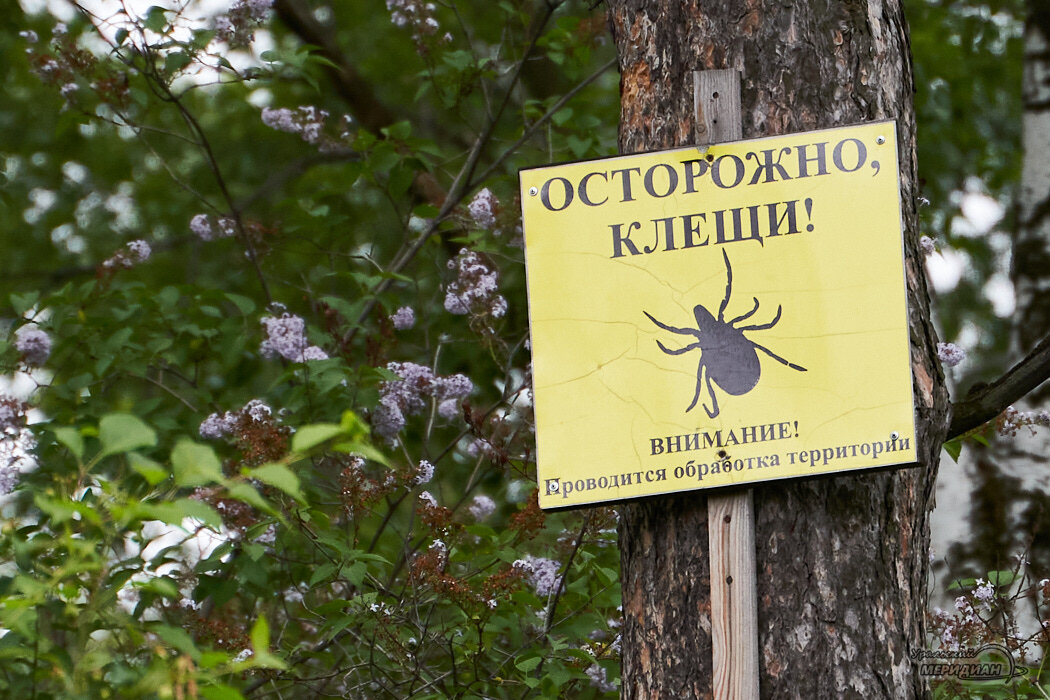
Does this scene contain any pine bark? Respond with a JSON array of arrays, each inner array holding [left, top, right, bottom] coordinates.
[[607, 1, 950, 697]]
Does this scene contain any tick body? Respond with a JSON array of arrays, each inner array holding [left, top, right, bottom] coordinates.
[[644, 250, 806, 418]]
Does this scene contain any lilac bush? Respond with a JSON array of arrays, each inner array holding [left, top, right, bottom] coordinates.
[[0, 5, 624, 698]]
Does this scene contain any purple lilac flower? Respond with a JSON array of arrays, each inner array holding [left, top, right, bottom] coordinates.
[[414, 459, 435, 485], [259, 313, 327, 362], [0, 395, 35, 495], [127, 240, 151, 262], [200, 399, 274, 440], [919, 235, 936, 256], [190, 214, 214, 240], [465, 437, 493, 459], [437, 399, 460, 420], [444, 248, 507, 320], [14, 326, 51, 367], [386, 0, 445, 47], [973, 579, 995, 610], [418, 491, 438, 508], [199, 413, 235, 440], [373, 362, 473, 441], [389, 306, 416, 330], [214, 0, 272, 48], [102, 240, 152, 270], [433, 373, 472, 400], [513, 555, 562, 597], [372, 395, 407, 443], [301, 345, 330, 361], [997, 406, 1050, 437], [261, 106, 329, 145], [19, 30, 38, 43], [382, 362, 435, 415], [190, 214, 238, 241], [468, 494, 495, 520], [468, 188, 499, 230], [936, 342, 966, 368], [585, 664, 616, 693], [429, 538, 447, 565]]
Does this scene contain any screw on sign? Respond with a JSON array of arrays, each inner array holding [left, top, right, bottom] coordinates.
[[643, 249, 807, 418]]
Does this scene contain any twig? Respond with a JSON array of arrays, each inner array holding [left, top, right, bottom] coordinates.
[[469, 56, 618, 190], [947, 333, 1050, 439]]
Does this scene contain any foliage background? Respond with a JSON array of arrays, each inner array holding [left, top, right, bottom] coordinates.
[[0, 0, 1046, 697]]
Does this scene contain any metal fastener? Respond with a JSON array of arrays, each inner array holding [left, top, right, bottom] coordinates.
[[529, 186, 538, 196], [876, 136, 886, 145]]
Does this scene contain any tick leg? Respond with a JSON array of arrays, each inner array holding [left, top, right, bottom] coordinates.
[[729, 297, 760, 325], [738, 304, 782, 331], [656, 340, 703, 356], [753, 342, 807, 372], [685, 362, 706, 413], [717, 249, 733, 322], [704, 368, 720, 418], [644, 310, 702, 339]]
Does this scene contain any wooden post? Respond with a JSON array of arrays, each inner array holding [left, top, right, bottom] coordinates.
[[694, 69, 760, 700]]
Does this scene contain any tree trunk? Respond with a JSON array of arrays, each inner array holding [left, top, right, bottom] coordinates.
[[608, 2, 950, 697]]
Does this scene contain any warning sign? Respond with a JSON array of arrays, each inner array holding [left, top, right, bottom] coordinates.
[[520, 121, 917, 509]]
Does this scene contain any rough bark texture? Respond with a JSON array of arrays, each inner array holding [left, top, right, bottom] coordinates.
[[609, 2, 950, 697]]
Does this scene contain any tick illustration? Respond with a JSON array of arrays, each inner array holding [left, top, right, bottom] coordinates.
[[643, 250, 806, 418]]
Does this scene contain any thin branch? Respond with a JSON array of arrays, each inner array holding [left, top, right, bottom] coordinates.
[[341, 3, 561, 346], [469, 56, 617, 190], [273, 0, 397, 134], [235, 150, 362, 212], [947, 333, 1050, 439]]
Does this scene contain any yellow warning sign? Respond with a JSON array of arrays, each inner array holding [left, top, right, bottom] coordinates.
[[520, 121, 916, 509]]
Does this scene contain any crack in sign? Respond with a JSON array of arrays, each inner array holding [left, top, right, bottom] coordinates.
[[644, 249, 807, 418]]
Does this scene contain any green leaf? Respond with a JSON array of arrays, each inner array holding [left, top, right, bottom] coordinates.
[[249, 463, 304, 503], [129, 452, 169, 486], [34, 494, 101, 526], [201, 686, 246, 700], [516, 656, 541, 672], [384, 120, 412, 140], [250, 614, 269, 651], [153, 624, 200, 659], [144, 6, 168, 32], [291, 423, 344, 452], [226, 482, 276, 515], [171, 440, 224, 487], [344, 561, 367, 587], [138, 576, 180, 598], [551, 107, 574, 126], [174, 498, 223, 530], [249, 615, 287, 669], [51, 426, 84, 461], [99, 413, 157, 458], [164, 52, 191, 73], [986, 569, 1015, 586], [309, 562, 338, 587], [224, 293, 256, 315], [10, 292, 40, 316], [943, 438, 962, 462]]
